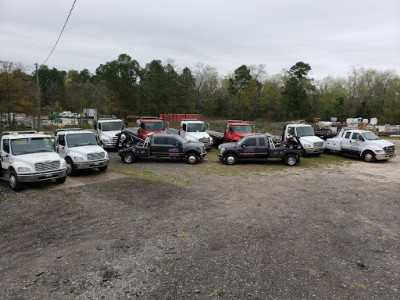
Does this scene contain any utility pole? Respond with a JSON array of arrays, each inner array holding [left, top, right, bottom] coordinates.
[[35, 63, 41, 131]]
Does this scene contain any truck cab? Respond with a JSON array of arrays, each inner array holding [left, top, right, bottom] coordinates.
[[282, 124, 324, 155], [179, 119, 213, 150], [224, 121, 254, 142], [137, 118, 166, 140], [324, 129, 396, 162], [95, 118, 124, 149], [55, 129, 109, 175], [0, 131, 67, 190]]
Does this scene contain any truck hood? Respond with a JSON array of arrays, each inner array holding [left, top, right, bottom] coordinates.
[[219, 142, 237, 148], [299, 136, 323, 144], [367, 139, 395, 148], [184, 132, 210, 141], [102, 131, 120, 139], [68, 145, 106, 155], [15, 152, 62, 165]]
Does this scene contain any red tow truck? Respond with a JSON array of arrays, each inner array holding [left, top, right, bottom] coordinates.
[[207, 120, 254, 144], [137, 117, 166, 140]]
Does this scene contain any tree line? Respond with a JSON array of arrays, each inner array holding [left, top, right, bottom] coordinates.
[[1, 54, 399, 125]]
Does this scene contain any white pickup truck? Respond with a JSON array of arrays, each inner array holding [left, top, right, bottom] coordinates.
[[0, 131, 67, 190], [282, 124, 324, 155], [179, 119, 213, 150], [324, 129, 396, 162], [55, 129, 109, 175]]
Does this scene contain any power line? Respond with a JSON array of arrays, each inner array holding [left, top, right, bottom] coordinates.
[[42, 0, 77, 66]]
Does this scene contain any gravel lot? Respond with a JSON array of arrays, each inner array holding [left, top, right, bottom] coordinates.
[[1, 140, 399, 299]]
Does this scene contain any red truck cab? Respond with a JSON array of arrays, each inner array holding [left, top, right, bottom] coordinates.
[[138, 119, 166, 140], [224, 121, 254, 142]]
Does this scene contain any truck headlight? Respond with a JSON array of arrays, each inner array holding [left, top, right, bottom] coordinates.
[[303, 143, 311, 148], [102, 138, 110, 143], [61, 160, 67, 168], [105, 152, 109, 158], [17, 167, 31, 173], [219, 147, 225, 153], [74, 156, 85, 161]]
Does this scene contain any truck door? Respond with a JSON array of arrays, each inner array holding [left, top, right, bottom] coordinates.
[[349, 132, 364, 155], [341, 131, 353, 153], [256, 137, 268, 158], [166, 136, 183, 157], [1, 138, 11, 172], [56, 134, 67, 158], [240, 137, 257, 158], [225, 124, 233, 141]]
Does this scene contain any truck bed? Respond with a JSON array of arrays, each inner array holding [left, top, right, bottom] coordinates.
[[324, 138, 342, 151]]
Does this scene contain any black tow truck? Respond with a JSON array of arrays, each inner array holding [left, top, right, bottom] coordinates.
[[218, 134, 303, 166], [118, 133, 206, 164]]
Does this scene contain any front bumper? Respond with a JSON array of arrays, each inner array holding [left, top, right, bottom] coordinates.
[[74, 159, 109, 170], [200, 150, 207, 159], [305, 147, 324, 154], [376, 153, 396, 161], [17, 169, 67, 183]]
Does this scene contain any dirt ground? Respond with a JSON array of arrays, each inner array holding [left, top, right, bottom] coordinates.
[[0, 141, 399, 299]]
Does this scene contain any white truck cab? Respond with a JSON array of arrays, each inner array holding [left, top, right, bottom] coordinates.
[[179, 119, 213, 150], [324, 129, 396, 162], [55, 129, 109, 175], [0, 131, 67, 190], [95, 118, 124, 149], [282, 124, 324, 155]]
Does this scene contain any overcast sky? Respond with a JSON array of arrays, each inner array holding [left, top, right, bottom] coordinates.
[[1, 0, 399, 79]]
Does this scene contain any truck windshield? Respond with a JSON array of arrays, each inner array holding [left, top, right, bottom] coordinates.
[[362, 132, 380, 140], [187, 123, 205, 132], [102, 121, 123, 131], [234, 125, 252, 133], [11, 137, 54, 156], [146, 122, 165, 131], [66, 133, 98, 148], [296, 126, 315, 137]]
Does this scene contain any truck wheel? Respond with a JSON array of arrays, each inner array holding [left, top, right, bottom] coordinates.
[[186, 154, 199, 164], [99, 166, 108, 172], [9, 170, 22, 191], [225, 154, 237, 165], [284, 154, 298, 166], [363, 151, 376, 162], [56, 177, 66, 184], [123, 153, 135, 164], [66, 158, 77, 176]]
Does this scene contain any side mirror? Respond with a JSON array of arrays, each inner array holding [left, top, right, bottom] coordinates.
[[94, 124, 97, 130]]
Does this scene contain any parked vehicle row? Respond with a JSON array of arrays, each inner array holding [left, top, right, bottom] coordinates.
[[0, 122, 396, 191]]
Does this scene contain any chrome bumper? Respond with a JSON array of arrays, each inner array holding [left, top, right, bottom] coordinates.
[[376, 153, 396, 160], [18, 169, 67, 182], [74, 159, 109, 170]]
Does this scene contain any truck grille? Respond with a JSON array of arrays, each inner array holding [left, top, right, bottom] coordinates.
[[385, 146, 395, 155], [313, 142, 324, 149], [87, 152, 105, 160], [199, 137, 211, 145], [110, 136, 118, 145], [35, 161, 60, 172]]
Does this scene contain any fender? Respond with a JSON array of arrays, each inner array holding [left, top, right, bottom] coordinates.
[[223, 149, 240, 160]]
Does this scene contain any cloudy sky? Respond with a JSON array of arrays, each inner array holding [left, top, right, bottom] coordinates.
[[1, 0, 399, 79]]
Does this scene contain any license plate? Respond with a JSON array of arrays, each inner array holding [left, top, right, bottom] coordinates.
[[45, 174, 53, 178]]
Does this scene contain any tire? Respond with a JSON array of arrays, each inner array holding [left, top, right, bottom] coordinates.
[[9, 170, 22, 191], [56, 177, 66, 184], [66, 158, 77, 176], [123, 153, 135, 164], [186, 154, 199, 165], [225, 154, 237, 165], [284, 154, 298, 166], [99, 166, 108, 172], [363, 150, 376, 162]]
